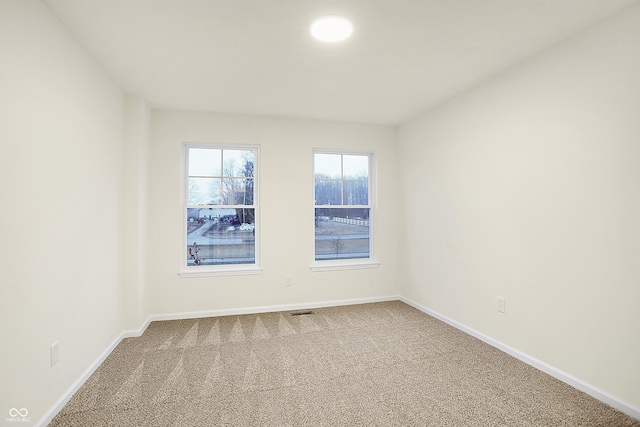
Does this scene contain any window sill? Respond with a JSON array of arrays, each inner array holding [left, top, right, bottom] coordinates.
[[179, 266, 263, 278], [310, 259, 380, 272]]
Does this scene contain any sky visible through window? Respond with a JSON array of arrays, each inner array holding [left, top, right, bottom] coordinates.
[[314, 153, 368, 181], [188, 148, 254, 206]]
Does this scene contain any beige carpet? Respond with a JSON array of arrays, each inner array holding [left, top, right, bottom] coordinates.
[[50, 301, 639, 426]]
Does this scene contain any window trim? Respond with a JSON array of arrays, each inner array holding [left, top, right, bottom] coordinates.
[[310, 259, 381, 272], [179, 142, 261, 278], [311, 149, 378, 271]]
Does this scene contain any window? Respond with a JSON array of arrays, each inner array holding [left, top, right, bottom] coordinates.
[[182, 144, 259, 276], [314, 151, 374, 265]]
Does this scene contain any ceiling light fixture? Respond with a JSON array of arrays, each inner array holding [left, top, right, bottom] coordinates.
[[310, 16, 353, 42]]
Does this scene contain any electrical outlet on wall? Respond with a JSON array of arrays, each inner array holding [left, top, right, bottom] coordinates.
[[50, 342, 59, 367], [497, 297, 506, 313]]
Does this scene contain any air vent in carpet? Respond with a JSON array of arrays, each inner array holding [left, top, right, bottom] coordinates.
[[290, 311, 314, 316]]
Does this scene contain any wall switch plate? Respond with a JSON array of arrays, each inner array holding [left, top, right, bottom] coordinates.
[[497, 297, 506, 313], [51, 342, 59, 367]]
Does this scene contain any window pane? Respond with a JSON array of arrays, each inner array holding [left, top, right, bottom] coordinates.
[[314, 153, 341, 179], [314, 208, 369, 260], [222, 178, 254, 205], [187, 208, 255, 266], [315, 180, 342, 205], [223, 149, 254, 177], [343, 155, 368, 180], [189, 148, 221, 177], [188, 177, 221, 205], [344, 180, 368, 205]]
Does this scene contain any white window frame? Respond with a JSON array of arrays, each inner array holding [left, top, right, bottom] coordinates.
[[179, 143, 261, 278], [311, 149, 380, 272]]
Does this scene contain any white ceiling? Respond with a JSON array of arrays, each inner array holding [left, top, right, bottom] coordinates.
[[44, 0, 636, 126]]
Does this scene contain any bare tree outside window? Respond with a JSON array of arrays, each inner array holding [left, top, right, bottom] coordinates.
[[331, 237, 345, 258]]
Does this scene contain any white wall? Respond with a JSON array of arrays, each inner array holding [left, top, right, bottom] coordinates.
[[0, 0, 124, 423], [122, 95, 151, 331], [147, 111, 398, 316], [398, 4, 640, 410]]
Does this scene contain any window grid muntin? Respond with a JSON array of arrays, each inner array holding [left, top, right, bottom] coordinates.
[[184, 144, 259, 270], [313, 151, 372, 262], [314, 154, 369, 207]]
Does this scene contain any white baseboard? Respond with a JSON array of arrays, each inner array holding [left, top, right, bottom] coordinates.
[[36, 294, 399, 426], [399, 296, 640, 421], [36, 333, 123, 427], [121, 318, 152, 339], [147, 295, 400, 323]]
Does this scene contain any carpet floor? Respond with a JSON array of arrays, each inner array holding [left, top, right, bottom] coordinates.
[[50, 301, 639, 426]]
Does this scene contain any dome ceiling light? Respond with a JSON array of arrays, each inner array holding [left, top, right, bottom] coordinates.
[[310, 16, 353, 42]]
